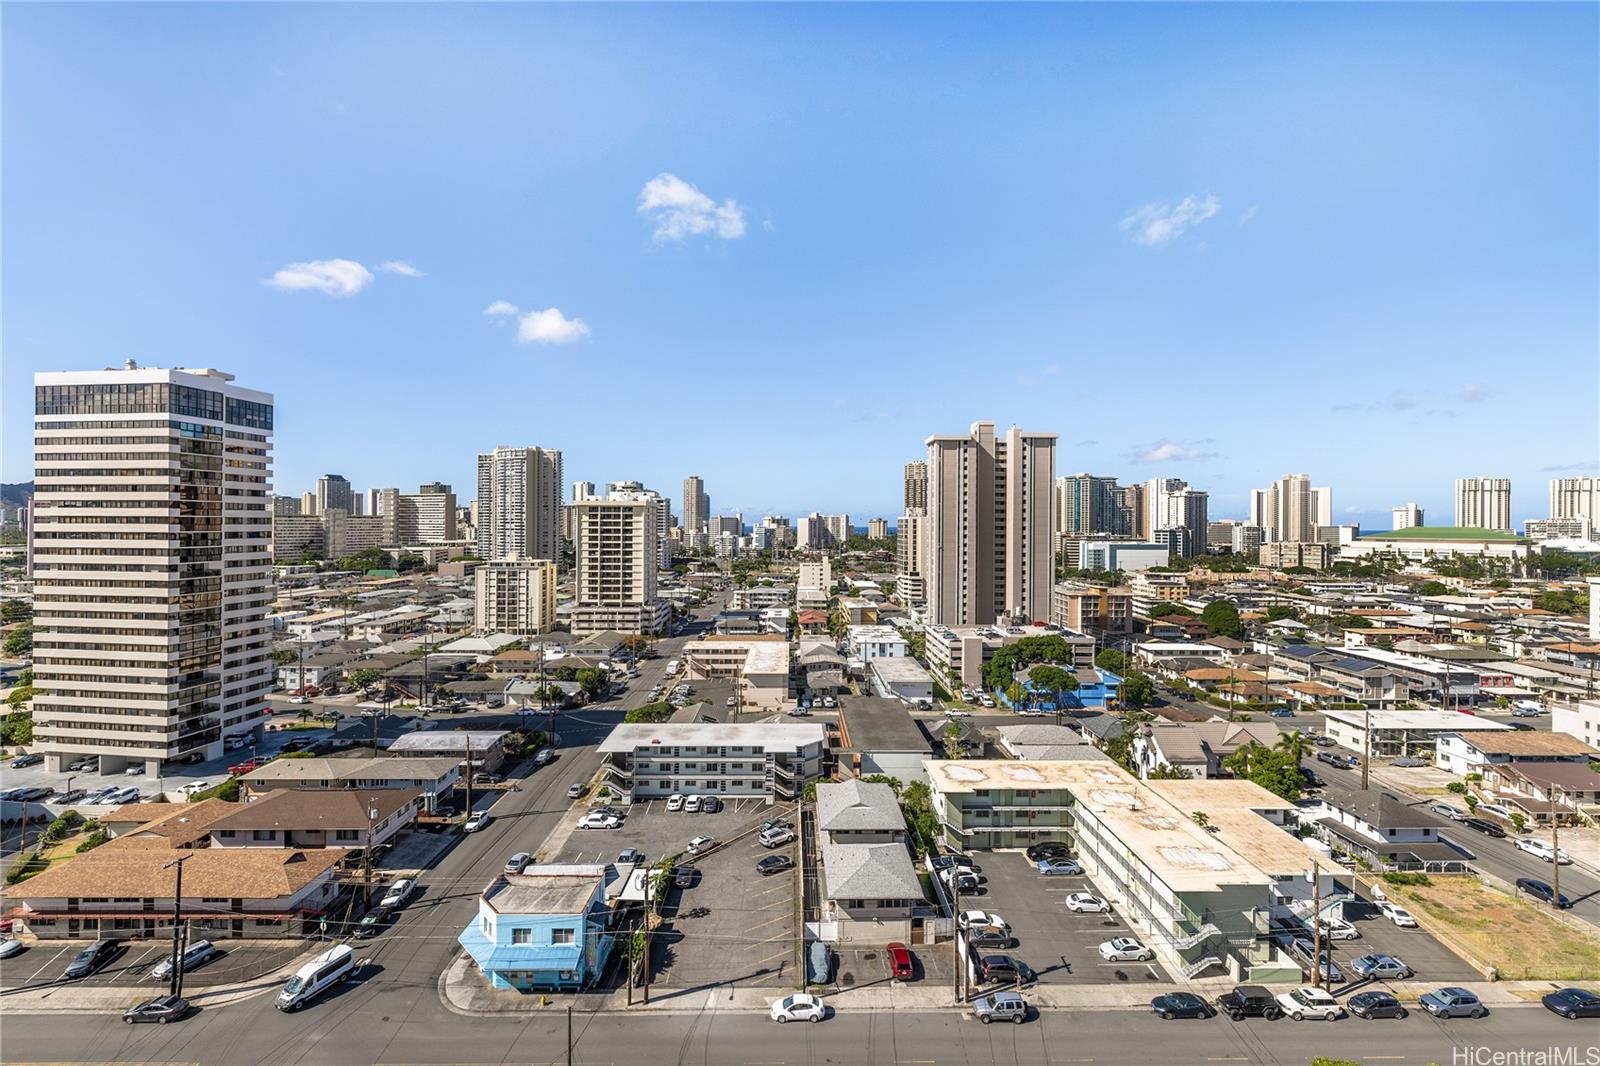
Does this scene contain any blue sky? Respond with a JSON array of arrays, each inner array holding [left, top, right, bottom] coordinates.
[[4, 3, 1596, 530]]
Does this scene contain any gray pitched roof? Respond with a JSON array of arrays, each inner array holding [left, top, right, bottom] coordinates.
[[819, 839, 923, 901], [816, 779, 903, 833]]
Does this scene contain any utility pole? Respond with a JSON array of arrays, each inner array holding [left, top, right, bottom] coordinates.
[[1551, 785, 1564, 911], [421, 627, 432, 712], [1361, 706, 1371, 791], [1310, 859, 1323, 991], [566, 1004, 574, 1066], [462, 737, 473, 821], [362, 797, 378, 907], [951, 872, 962, 1004], [165, 854, 191, 1000]]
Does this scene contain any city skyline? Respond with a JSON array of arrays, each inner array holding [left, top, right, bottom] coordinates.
[[4, 4, 1596, 528]]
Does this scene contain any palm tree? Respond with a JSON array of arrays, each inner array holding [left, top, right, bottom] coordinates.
[[1276, 730, 1312, 764]]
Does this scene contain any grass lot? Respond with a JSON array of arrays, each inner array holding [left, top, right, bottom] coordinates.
[[1397, 876, 1600, 980]]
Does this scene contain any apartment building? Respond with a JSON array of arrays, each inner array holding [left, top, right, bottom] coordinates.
[[924, 421, 1056, 625], [923, 622, 1092, 689], [903, 460, 928, 511], [1142, 477, 1208, 558], [1259, 541, 1331, 570], [30, 363, 275, 773], [273, 513, 326, 559], [1069, 539, 1169, 573], [797, 557, 832, 609], [373, 485, 458, 544], [867, 518, 889, 540], [316, 474, 353, 515], [474, 558, 558, 635], [1055, 473, 1120, 536], [570, 497, 668, 635], [682, 474, 708, 533], [597, 722, 826, 801], [606, 481, 674, 568], [1392, 503, 1424, 530], [815, 779, 924, 943], [1048, 582, 1132, 636], [681, 635, 791, 710], [1550, 477, 1600, 527], [894, 509, 927, 605], [1455, 477, 1512, 532], [476, 445, 563, 561]]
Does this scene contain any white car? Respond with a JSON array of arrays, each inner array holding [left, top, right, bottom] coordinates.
[[578, 813, 622, 830], [687, 835, 717, 855], [769, 993, 826, 1023], [1317, 919, 1361, 941], [1066, 892, 1109, 913], [463, 811, 492, 833], [958, 910, 1008, 931], [288, 695, 309, 705], [379, 878, 416, 909], [1514, 838, 1572, 864], [665, 793, 685, 812], [0, 938, 26, 959], [758, 826, 796, 848], [1377, 902, 1418, 928], [683, 795, 703, 813], [1276, 986, 1343, 1021], [1098, 937, 1154, 962]]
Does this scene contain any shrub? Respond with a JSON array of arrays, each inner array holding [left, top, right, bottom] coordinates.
[[5, 851, 46, 883], [75, 829, 109, 853], [1446, 781, 1467, 795], [1381, 871, 1432, 886]]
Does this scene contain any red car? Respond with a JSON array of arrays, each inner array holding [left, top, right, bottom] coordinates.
[[885, 942, 914, 980]]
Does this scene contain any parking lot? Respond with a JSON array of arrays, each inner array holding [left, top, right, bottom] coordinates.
[[0, 938, 306, 991], [1317, 885, 1480, 988], [965, 849, 1174, 989], [553, 795, 800, 992]]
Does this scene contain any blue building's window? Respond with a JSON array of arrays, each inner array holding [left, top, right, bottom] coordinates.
[[513, 928, 531, 944], [551, 928, 575, 945]]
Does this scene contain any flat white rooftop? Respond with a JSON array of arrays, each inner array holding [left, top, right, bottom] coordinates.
[[598, 722, 825, 752], [1321, 708, 1511, 732]]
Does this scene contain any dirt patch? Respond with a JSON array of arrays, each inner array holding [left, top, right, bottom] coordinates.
[[1396, 877, 1600, 981]]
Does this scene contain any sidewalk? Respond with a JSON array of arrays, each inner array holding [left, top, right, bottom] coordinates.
[[1, 942, 321, 1015], [438, 954, 1552, 1017]]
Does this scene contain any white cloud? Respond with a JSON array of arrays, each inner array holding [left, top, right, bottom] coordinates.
[[265, 258, 374, 296], [1120, 194, 1221, 247], [1238, 205, 1259, 226], [377, 260, 424, 277], [517, 308, 590, 345], [1457, 382, 1491, 403], [1132, 441, 1215, 463], [637, 173, 746, 241], [483, 300, 520, 317]]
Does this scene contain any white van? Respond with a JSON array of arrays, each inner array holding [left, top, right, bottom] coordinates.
[[276, 944, 355, 1011]]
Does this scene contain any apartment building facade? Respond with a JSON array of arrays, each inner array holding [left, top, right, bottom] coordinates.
[[1048, 582, 1132, 637], [569, 497, 668, 634], [474, 558, 558, 635], [476, 445, 563, 561], [924, 421, 1056, 626], [597, 722, 826, 800], [30, 364, 275, 773], [1455, 477, 1512, 532]]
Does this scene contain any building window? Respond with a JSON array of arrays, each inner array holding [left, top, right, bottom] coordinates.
[[252, 830, 275, 841], [512, 928, 531, 945], [551, 928, 575, 945]]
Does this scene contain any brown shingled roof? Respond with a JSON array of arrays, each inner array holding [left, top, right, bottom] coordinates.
[[4, 847, 346, 902]]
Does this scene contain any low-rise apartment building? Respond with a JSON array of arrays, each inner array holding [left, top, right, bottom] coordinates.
[[681, 636, 791, 711], [1049, 582, 1133, 637], [598, 722, 825, 801], [846, 624, 909, 660], [240, 756, 460, 808], [924, 623, 1093, 690]]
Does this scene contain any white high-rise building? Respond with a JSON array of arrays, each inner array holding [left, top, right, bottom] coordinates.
[[1455, 477, 1512, 532], [570, 498, 668, 634], [1143, 477, 1208, 558], [31, 364, 274, 773], [896, 509, 928, 605], [475, 558, 558, 635], [476, 445, 563, 561], [925, 421, 1056, 625], [1252, 473, 1314, 543], [607, 480, 674, 568], [1312, 486, 1332, 528], [682, 475, 709, 534], [1392, 503, 1424, 531], [1550, 478, 1600, 526]]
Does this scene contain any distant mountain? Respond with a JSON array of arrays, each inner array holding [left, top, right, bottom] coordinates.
[[1, 483, 34, 506]]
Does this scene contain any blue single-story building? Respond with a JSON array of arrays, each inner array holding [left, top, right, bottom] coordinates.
[[457, 863, 617, 992], [997, 668, 1122, 713]]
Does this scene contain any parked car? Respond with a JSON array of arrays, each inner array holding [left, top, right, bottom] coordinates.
[[1217, 985, 1282, 1020], [700, 795, 721, 813], [885, 942, 914, 980], [1377, 902, 1418, 928], [1023, 842, 1071, 863], [1541, 987, 1600, 1019], [979, 955, 1031, 983], [1313, 952, 1345, 984], [968, 925, 1012, 948], [1516, 877, 1572, 908], [666, 793, 685, 812], [958, 910, 1008, 931], [1098, 937, 1154, 962], [1462, 817, 1506, 838], [1268, 708, 1295, 718], [472, 771, 502, 784], [354, 909, 389, 938], [1317, 918, 1361, 940], [758, 826, 796, 848], [150, 939, 217, 981], [1065, 892, 1109, 913], [379, 878, 417, 909], [756, 854, 793, 876], [683, 795, 703, 813], [534, 749, 554, 766], [768, 993, 826, 1023], [504, 852, 532, 875], [971, 990, 1028, 1024], [759, 817, 794, 835], [1419, 987, 1485, 1018], [63, 939, 123, 980], [463, 811, 492, 833], [1150, 991, 1213, 1019], [0, 938, 27, 960], [1348, 990, 1407, 1019], [942, 868, 980, 892], [686, 837, 718, 856], [672, 864, 698, 889], [9, 753, 42, 768], [1430, 802, 1469, 821], [1277, 986, 1343, 1021], [1392, 757, 1427, 768], [123, 995, 190, 1025], [1036, 857, 1083, 876], [929, 854, 978, 873], [1514, 838, 1573, 864], [1350, 953, 1412, 980], [567, 783, 585, 800]]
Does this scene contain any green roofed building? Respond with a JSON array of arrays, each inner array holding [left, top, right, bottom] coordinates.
[[1345, 526, 1530, 562]]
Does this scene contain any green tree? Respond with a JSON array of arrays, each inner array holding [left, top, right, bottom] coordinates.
[[897, 781, 940, 855], [1221, 742, 1302, 801], [1028, 664, 1078, 708], [1094, 648, 1127, 674], [860, 774, 903, 795], [1276, 730, 1313, 763], [1, 710, 33, 744], [907, 630, 926, 660], [1148, 763, 1192, 780], [0, 599, 31, 625], [574, 667, 609, 699], [1200, 601, 1243, 639], [1119, 672, 1155, 709], [1149, 603, 1193, 618], [2, 620, 33, 658], [270, 648, 300, 666], [1264, 605, 1300, 623], [348, 668, 384, 691], [624, 701, 675, 723], [6, 685, 38, 711], [1415, 580, 1451, 597]]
